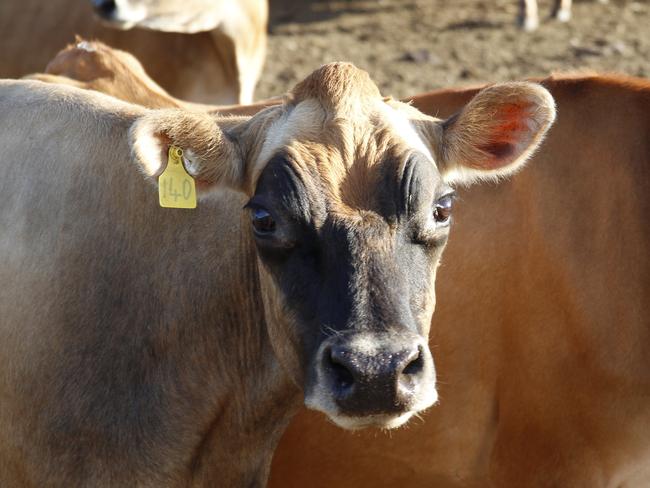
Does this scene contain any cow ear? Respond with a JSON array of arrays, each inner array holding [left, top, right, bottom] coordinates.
[[129, 109, 247, 193], [436, 82, 556, 185]]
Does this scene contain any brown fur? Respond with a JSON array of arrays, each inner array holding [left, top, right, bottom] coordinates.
[[28, 40, 279, 115], [31, 40, 182, 109], [290, 62, 381, 111]]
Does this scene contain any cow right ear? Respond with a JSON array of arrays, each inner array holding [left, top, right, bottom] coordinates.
[[129, 109, 246, 193], [434, 82, 555, 185]]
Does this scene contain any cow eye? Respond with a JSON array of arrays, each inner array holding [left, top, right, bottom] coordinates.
[[433, 194, 454, 225], [249, 206, 276, 235]]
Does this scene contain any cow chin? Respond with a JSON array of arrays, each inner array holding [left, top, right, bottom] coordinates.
[[305, 388, 438, 431], [329, 412, 416, 431]]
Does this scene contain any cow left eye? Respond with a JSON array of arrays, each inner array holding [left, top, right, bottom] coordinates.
[[433, 194, 454, 225], [249, 206, 276, 235]]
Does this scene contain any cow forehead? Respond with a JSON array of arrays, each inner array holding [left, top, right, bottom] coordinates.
[[253, 67, 434, 196], [252, 111, 437, 222], [290, 62, 381, 110]]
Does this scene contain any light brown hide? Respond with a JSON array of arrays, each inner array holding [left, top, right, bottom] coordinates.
[[0, 81, 298, 487], [269, 75, 650, 487], [28, 41, 277, 115], [0, 0, 267, 104]]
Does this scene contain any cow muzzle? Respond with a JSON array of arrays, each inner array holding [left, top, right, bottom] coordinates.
[[90, 0, 146, 28], [305, 331, 437, 429], [91, 0, 117, 18]]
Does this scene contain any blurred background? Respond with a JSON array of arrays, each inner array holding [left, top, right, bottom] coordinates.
[[260, 0, 649, 99], [1, 0, 648, 103]]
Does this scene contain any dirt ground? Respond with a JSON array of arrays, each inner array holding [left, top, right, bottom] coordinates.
[[256, 0, 650, 100]]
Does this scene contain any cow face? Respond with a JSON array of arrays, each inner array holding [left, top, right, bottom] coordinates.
[[89, 0, 231, 33], [131, 63, 555, 429]]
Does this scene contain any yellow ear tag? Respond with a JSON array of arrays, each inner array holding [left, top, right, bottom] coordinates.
[[158, 146, 197, 209]]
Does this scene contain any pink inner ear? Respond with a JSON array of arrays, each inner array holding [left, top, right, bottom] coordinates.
[[476, 102, 532, 169]]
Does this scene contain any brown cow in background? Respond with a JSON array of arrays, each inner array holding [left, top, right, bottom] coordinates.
[[0, 0, 267, 104]]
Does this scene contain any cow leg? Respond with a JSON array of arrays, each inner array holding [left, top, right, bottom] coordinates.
[[552, 0, 572, 22], [518, 0, 539, 31]]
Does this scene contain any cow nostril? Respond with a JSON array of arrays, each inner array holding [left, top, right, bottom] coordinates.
[[91, 0, 117, 17], [331, 362, 354, 389], [402, 347, 424, 376], [326, 349, 355, 390]]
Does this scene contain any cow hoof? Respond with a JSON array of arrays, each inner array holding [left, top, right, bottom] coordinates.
[[518, 16, 539, 31], [555, 9, 571, 22]]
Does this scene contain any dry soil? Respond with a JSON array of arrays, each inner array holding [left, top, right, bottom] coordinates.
[[257, 0, 650, 100]]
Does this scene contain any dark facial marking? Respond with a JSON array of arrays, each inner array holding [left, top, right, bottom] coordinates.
[[249, 150, 452, 378]]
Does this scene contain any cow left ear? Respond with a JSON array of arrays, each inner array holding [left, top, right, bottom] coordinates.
[[433, 82, 556, 185], [129, 109, 248, 193]]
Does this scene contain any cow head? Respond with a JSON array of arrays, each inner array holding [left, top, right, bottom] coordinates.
[[89, 0, 237, 33], [130, 63, 555, 429]]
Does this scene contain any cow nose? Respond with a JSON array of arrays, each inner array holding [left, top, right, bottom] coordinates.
[[91, 0, 116, 17], [324, 340, 427, 415]]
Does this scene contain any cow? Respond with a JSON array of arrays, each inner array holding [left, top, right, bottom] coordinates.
[[268, 73, 650, 487], [0, 64, 555, 486], [27, 40, 277, 116], [28, 42, 649, 486], [0, 0, 267, 104], [519, 0, 609, 30]]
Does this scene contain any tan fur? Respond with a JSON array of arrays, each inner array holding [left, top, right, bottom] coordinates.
[[130, 109, 243, 187], [290, 62, 381, 112], [33, 40, 182, 109], [435, 82, 556, 184], [28, 41, 279, 115], [0, 0, 267, 104]]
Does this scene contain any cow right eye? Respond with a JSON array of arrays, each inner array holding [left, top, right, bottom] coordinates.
[[250, 207, 276, 235]]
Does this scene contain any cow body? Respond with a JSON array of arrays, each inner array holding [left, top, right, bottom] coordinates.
[[0, 82, 294, 486], [0, 65, 555, 485], [27, 41, 277, 116], [0, 0, 267, 104], [269, 75, 650, 487]]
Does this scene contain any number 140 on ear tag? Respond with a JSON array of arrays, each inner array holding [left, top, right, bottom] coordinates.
[[159, 146, 197, 209]]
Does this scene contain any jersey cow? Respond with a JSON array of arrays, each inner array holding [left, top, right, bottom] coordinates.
[[0, 0, 267, 104], [0, 65, 554, 485], [269, 75, 650, 487], [28, 43, 650, 486]]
